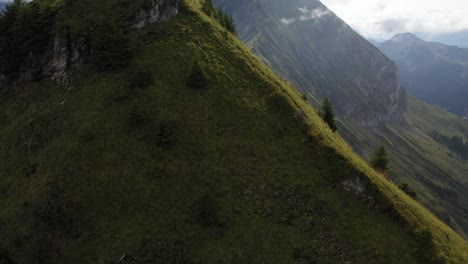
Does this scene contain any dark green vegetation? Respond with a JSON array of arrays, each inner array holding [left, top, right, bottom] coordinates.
[[187, 61, 208, 89], [0, 0, 468, 263], [214, 0, 468, 239], [320, 98, 337, 132], [432, 130, 468, 160], [380, 33, 468, 116], [399, 183, 418, 199], [202, 0, 235, 34], [369, 145, 389, 174], [0, 0, 57, 78], [90, 22, 132, 71]]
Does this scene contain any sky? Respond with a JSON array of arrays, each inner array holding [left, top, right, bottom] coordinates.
[[320, 0, 468, 41]]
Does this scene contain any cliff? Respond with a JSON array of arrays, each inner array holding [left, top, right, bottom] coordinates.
[[214, 0, 404, 126]]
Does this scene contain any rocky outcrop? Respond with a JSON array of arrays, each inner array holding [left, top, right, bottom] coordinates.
[[19, 33, 85, 83], [339, 56, 405, 126], [0, 0, 179, 94], [131, 0, 179, 29]]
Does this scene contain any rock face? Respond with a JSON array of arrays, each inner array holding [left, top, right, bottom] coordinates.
[[131, 0, 179, 29], [19, 33, 85, 83], [0, 0, 179, 93], [214, 0, 404, 126]]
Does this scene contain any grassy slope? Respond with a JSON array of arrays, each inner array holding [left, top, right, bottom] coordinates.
[[212, 0, 468, 239], [341, 96, 468, 237], [0, 0, 467, 263]]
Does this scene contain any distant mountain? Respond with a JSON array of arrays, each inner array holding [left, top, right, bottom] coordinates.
[[380, 33, 468, 116], [214, 0, 468, 238], [417, 30, 468, 49], [367, 38, 381, 47], [0, 2, 7, 10]]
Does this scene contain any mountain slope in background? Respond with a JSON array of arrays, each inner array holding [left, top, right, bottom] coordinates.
[[1, 0, 467, 263], [417, 30, 468, 49], [380, 33, 468, 116], [2, 0, 467, 263], [214, 0, 404, 126], [214, 0, 468, 238]]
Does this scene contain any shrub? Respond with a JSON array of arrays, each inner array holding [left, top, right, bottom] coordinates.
[[187, 62, 208, 89], [128, 107, 147, 129], [267, 93, 296, 116], [369, 145, 389, 173], [398, 183, 417, 199], [130, 70, 154, 89], [156, 121, 175, 150], [196, 195, 221, 227], [414, 227, 442, 263], [320, 98, 337, 132], [217, 9, 236, 34], [202, 0, 216, 16], [90, 22, 132, 71]]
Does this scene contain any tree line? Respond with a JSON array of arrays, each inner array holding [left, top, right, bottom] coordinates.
[[0, 0, 57, 78], [432, 130, 468, 160], [202, 0, 236, 34]]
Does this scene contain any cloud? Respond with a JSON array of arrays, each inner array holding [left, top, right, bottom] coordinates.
[[281, 7, 331, 25], [321, 0, 468, 40], [298, 7, 331, 21], [280, 17, 296, 25]]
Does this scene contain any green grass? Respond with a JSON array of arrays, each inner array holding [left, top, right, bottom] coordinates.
[[0, 0, 467, 263]]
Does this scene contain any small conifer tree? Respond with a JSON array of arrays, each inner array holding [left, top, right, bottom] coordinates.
[[370, 145, 389, 173], [187, 61, 208, 89], [321, 98, 337, 132], [202, 0, 216, 16], [91, 22, 132, 71]]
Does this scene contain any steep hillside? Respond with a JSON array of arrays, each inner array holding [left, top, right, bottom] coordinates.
[[380, 33, 468, 116], [213, 0, 468, 238], [0, 0, 467, 263]]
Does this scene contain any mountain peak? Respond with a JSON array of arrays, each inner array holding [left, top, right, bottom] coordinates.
[[389, 32, 422, 43]]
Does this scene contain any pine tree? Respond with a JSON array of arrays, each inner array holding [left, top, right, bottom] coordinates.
[[187, 61, 208, 89], [321, 98, 337, 132], [370, 145, 389, 173], [90, 22, 132, 72], [202, 0, 215, 16]]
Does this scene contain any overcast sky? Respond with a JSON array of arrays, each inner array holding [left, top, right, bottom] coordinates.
[[321, 0, 468, 40]]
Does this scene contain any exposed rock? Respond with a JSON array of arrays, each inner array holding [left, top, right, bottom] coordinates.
[[20, 34, 85, 83], [131, 0, 179, 29], [0, 0, 180, 95], [341, 177, 366, 195]]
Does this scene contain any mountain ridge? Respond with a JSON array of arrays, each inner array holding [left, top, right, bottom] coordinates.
[[0, 0, 467, 263]]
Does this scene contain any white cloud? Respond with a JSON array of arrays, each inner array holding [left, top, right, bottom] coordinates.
[[320, 0, 468, 40], [298, 6, 331, 21], [280, 17, 296, 25], [281, 7, 331, 25]]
